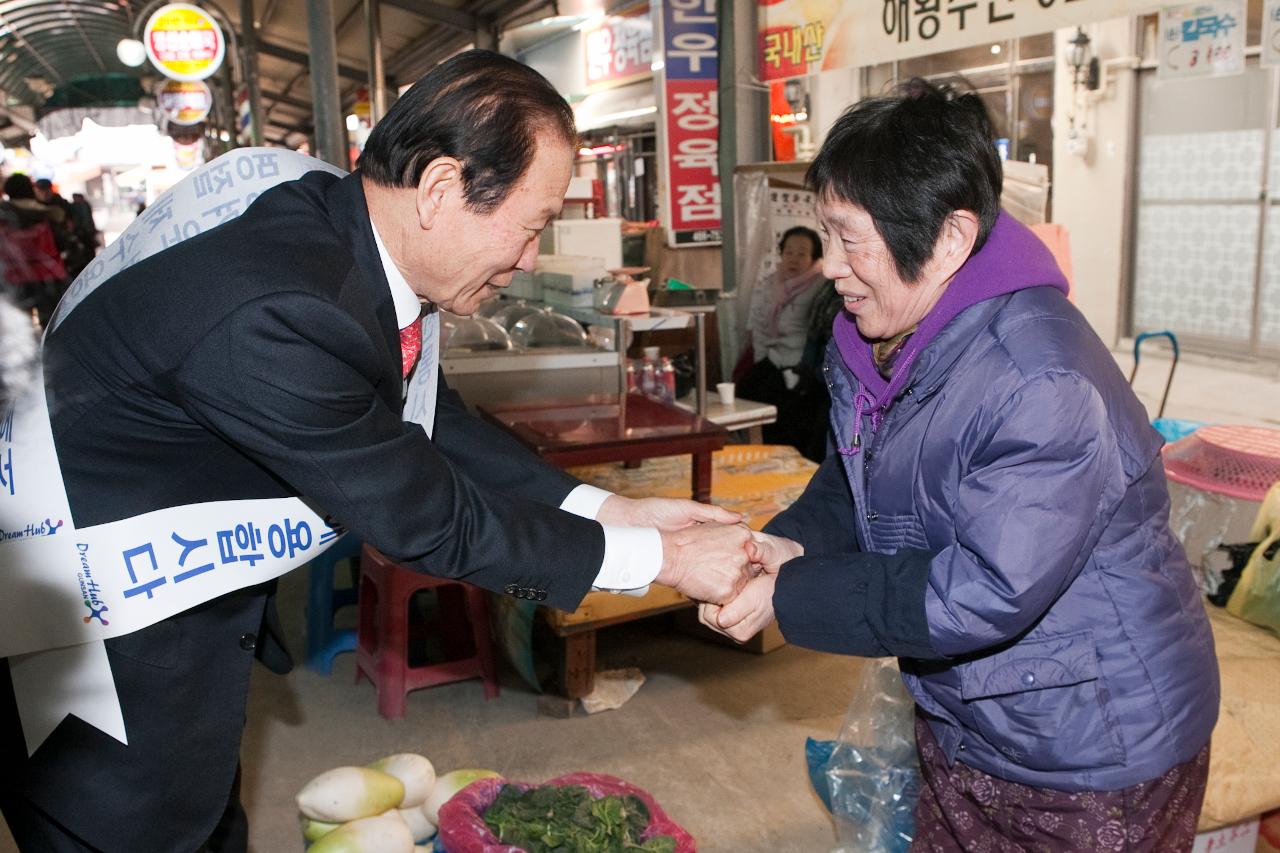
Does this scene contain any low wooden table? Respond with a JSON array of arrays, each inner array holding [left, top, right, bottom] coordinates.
[[478, 393, 729, 503]]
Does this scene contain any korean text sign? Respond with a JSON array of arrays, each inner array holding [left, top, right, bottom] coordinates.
[[1158, 0, 1246, 79], [585, 4, 654, 91], [757, 0, 1162, 82], [659, 0, 721, 247]]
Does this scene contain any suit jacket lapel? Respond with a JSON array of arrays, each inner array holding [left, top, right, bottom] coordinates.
[[324, 172, 403, 414]]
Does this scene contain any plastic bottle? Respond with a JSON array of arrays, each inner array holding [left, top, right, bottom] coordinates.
[[640, 357, 656, 398], [660, 357, 676, 403]]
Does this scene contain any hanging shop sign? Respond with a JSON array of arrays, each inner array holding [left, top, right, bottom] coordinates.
[[1265, 0, 1280, 66], [157, 79, 213, 125], [584, 4, 654, 91], [757, 0, 1161, 82], [1157, 0, 1246, 79], [655, 0, 720, 248], [144, 3, 226, 82]]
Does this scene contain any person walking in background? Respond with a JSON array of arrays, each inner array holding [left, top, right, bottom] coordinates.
[[1, 174, 67, 326]]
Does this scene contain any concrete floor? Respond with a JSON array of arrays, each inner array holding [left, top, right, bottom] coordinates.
[[2, 346, 1277, 853]]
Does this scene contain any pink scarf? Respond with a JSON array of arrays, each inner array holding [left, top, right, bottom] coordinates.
[[767, 259, 824, 336]]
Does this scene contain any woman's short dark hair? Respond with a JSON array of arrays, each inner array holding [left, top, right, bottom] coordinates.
[[358, 49, 577, 214], [3, 174, 35, 200], [779, 225, 822, 260], [806, 78, 1001, 283]]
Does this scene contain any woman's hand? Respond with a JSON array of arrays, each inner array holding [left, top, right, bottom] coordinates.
[[747, 530, 803, 573], [699, 571, 779, 643]]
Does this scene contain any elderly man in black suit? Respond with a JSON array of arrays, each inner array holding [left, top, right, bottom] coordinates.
[[0, 50, 753, 852]]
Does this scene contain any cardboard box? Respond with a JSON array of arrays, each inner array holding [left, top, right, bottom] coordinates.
[[1192, 817, 1259, 853]]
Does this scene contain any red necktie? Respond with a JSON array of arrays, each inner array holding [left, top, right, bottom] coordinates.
[[399, 322, 421, 379]]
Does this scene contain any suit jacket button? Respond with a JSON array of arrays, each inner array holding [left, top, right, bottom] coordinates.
[[535, 591, 547, 602], [239, 633, 257, 652], [504, 584, 519, 596]]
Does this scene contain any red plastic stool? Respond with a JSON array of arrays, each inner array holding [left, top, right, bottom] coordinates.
[[355, 545, 499, 719]]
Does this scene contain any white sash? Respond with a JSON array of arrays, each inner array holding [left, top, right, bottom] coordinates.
[[0, 148, 440, 755]]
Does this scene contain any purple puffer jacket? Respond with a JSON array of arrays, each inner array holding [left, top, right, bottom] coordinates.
[[823, 219, 1218, 792]]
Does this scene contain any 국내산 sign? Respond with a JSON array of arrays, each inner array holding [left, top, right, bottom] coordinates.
[[757, 0, 1162, 82], [144, 3, 226, 82]]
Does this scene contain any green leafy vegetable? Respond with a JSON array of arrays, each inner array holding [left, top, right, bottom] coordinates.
[[481, 784, 677, 853]]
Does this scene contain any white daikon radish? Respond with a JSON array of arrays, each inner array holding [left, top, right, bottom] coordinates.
[[422, 768, 501, 824], [297, 766, 405, 822], [299, 815, 342, 842], [368, 753, 436, 808], [399, 804, 436, 843], [306, 814, 414, 853]]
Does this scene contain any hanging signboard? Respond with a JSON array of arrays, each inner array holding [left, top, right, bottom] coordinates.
[[157, 79, 213, 126], [1261, 0, 1280, 65], [144, 3, 226, 82], [1157, 0, 1246, 79], [757, 0, 1161, 82], [655, 0, 721, 248], [585, 4, 654, 91]]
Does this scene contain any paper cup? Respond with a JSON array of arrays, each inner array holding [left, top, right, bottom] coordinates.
[[716, 382, 735, 406]]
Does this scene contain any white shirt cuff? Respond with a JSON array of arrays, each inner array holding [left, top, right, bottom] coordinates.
[[558, 484, 663, 597], [559, 483, 613, 520], [592, 525, 662, 596]]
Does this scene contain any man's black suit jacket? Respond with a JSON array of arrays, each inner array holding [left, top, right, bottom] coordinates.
[[1, 171, 605, 851]]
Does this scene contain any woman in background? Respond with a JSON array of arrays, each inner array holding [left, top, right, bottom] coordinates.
[[738, 225, 830, 457]]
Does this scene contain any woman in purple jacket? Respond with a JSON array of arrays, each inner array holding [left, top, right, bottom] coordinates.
[[706, 80, 1218, 850]]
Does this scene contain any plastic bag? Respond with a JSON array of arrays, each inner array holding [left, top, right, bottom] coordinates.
[[825, 658, 919, 853], [1227, 483, 1280, 634], [436, 772, 696, 853]]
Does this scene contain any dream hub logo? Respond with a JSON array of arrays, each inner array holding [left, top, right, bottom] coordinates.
[[0, 517, 64, 543], [76, 543, 110, 626]]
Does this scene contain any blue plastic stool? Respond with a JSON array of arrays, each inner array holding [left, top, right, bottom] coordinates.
[[305, 535, 363, 674]]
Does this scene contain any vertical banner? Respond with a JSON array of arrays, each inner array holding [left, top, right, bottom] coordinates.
[[1263, 0, 1280, 66], [656, 0, 721, 247], [1157, 0, 1246, 80]]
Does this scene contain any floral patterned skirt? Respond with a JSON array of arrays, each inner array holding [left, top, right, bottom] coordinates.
[[911, 716, 1209, 852]]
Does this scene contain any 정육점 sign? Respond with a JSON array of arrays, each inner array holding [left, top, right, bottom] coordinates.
[[157, 79, 213, 125], [656, 0, 721, 248], [144, 3, 226, 82]]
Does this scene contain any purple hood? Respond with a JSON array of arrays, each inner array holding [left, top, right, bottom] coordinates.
[[833, 211, 1069, 452]]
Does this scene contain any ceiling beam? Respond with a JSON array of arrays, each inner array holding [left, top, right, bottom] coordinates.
[[254, 38, 372, 84], [377, 0, 476, 32], [261, 88, 312, 112]]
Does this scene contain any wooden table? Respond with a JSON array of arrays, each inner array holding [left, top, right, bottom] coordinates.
[[479, 394, 729, 699], [483, 444, 821, 703], [478, 393, 729, 503]]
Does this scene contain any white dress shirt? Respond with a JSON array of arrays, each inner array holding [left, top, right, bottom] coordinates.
[[370, 222, 662, 594]]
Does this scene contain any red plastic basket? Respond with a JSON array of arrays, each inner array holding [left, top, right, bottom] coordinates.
[[437, 773, 696, 853], [1163, 425, 1280, 502]]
